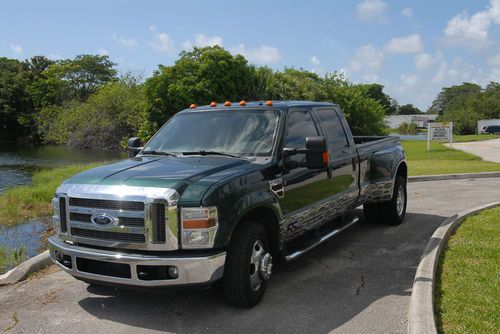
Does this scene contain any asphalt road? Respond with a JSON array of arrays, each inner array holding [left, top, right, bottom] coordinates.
[[445, 138, 500, 163], [1, 177, 499, 334]]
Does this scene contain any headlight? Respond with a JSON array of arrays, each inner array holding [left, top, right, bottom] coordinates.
[[181, 207, 218, 248]]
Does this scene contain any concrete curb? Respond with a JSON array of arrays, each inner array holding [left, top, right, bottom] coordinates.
[[407, 201, 500, 334], [0, 250, 51, 285], [408, 171, 500, 183]]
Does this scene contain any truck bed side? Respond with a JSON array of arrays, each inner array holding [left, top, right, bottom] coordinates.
[[354, 136, 406, 206]]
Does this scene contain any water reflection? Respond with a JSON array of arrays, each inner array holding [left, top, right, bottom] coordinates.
[[0, 143, 126, 193], [0, 218, 49, 266]]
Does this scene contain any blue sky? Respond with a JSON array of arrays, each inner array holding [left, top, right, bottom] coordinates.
[[1, 0, 499, 110]]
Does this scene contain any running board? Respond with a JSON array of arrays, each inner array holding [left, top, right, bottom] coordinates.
[[285, 217, 360, 262]]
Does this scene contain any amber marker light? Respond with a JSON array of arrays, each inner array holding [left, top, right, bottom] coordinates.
[[224, 101, 232, 106], [189, 104, 197, 109], [182, 218, 217, 229], [323, 151, 330, 165], [210, 102, 217, 107], [266, 100, 273, 106], [240, 100, 247, 106]]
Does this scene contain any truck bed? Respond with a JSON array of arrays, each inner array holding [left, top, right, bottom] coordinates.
[[354, 136, 401, 155]]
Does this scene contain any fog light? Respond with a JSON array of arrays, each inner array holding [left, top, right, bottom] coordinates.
[[168, 266, 178, 279]]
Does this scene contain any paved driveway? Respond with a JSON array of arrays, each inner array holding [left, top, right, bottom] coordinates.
[[1, 178, 499, 334], [445, 138, 500, 163]]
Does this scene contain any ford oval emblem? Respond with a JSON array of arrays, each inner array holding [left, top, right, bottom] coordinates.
[[91, 213, 116, 225]]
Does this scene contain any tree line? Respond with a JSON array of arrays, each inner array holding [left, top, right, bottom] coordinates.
[[1, 46, 498, 149]]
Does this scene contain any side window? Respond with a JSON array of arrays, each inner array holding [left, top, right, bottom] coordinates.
[[316, 109, 349, 151], [283, 109, 319, 164]]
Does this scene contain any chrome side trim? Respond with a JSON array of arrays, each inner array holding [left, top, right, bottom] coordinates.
[[364, 178, 395, 204], [48, 236, 225, 287], [280, 190, 358, 242]]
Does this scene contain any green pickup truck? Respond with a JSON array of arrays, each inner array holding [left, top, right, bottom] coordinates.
[[49, 100, 407, 307]]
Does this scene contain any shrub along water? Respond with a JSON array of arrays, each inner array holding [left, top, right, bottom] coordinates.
[[0, 164, 99, 226]]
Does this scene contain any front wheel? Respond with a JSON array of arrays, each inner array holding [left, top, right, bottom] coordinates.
[[363, 176, 407, 225], [223, 222, 272, 307]]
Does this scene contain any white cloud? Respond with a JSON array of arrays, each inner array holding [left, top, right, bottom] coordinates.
[[149, 26, 175, 55], [487, 52, 500, 67], [97, 47, 109, 56], [356, 0, 388, 22], [229, 44, 281, 64], [414, 53, 438, 70], [385, 34, 423, 53], [400, 73, 418, 86], [310, 56, 320, 66], [112, 34, 138, 48], [182, 34, 223, 50], [491, 0, 500, 23], [401, 7, 413, 18], [9, 43, 23, 54], [347, 45, 384, 82], [442, 0, 500, 50]]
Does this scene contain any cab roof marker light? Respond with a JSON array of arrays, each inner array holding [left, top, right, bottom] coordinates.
[[266, 100, 273, 106], [189, 104, 197, 109], [210, 102, 217, 107], [240, 100, 247, 106], [224, 101, 232, 106]]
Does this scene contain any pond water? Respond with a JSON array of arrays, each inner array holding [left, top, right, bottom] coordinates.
[[389, 133, 427, 141], [0, 143, 126, 271], [0, 218, 50, 261], [0, 143, 126, 194]]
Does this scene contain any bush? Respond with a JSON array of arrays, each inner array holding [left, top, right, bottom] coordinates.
[[38, 77, 149, 149], [397, 122, 418, 135]]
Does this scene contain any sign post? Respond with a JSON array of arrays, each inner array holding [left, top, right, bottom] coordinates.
[[427, 122, 453, 151]]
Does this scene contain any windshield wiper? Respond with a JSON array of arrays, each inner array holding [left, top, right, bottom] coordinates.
[[182, 150, 241, 158], [141, 150, 177, 157]]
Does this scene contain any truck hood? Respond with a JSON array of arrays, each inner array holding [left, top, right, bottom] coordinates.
[[65, 156, 255, 200]]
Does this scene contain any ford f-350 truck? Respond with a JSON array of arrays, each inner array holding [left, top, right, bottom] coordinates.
[[49, 100, 407, 307]]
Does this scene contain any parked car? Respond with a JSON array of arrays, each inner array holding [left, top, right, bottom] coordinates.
[[49, 101, 408, 307], [480, 125, 500, 134]]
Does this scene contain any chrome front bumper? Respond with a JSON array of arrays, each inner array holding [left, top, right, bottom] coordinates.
[[48, 236, 226, 287]]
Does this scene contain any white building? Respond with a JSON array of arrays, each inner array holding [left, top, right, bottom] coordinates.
[[477, 119, 500, 133], [385, 115, 438, 129]]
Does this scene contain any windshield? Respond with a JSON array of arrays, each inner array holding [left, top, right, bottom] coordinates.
[[143, 109, 280, 157]]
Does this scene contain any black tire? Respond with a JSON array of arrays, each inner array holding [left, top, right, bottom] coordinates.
[[223, 222, 270, 307], [363, 176, 407, 225]]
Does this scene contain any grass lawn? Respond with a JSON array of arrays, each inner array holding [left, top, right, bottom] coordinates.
[[0, 164, 98, 226], [435, 206, 500, 334], [451, 134, 500, 142], [402, 141, 500, 176]]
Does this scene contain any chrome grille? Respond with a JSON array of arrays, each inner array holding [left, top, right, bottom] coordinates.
[[71, 228, 145, 243], [69, 212, 144, 227], [69, 197, 144, 211], [56, 184, 179, 251], [68, 196, 147, 248], [151, 203, 166, 243]]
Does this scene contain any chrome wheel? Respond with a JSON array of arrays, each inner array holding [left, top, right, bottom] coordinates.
[[249, 240, 272, 291], [396, 185, 405, 216]]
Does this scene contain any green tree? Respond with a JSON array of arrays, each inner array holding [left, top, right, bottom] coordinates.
[[37, 54, 118, 106], [39, 76, 148, 149], [0, 57, 33, 140], [359, 83, 398, 115], [398, 104, 422, 115], [144, 46, 253, 127]]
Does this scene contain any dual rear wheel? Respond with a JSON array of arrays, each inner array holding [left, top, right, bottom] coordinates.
[[363, 176, 407, 225]]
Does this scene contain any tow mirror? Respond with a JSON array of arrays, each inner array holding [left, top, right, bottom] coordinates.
[[127, 137, 142, 158], [305, 136, 328, 169], [282, 136, 328, 170]]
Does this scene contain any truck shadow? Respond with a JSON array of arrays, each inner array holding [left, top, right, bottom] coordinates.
[[77, 210, 446, 334]]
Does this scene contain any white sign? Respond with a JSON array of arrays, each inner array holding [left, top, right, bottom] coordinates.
[[427, 122, 453, 150]]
